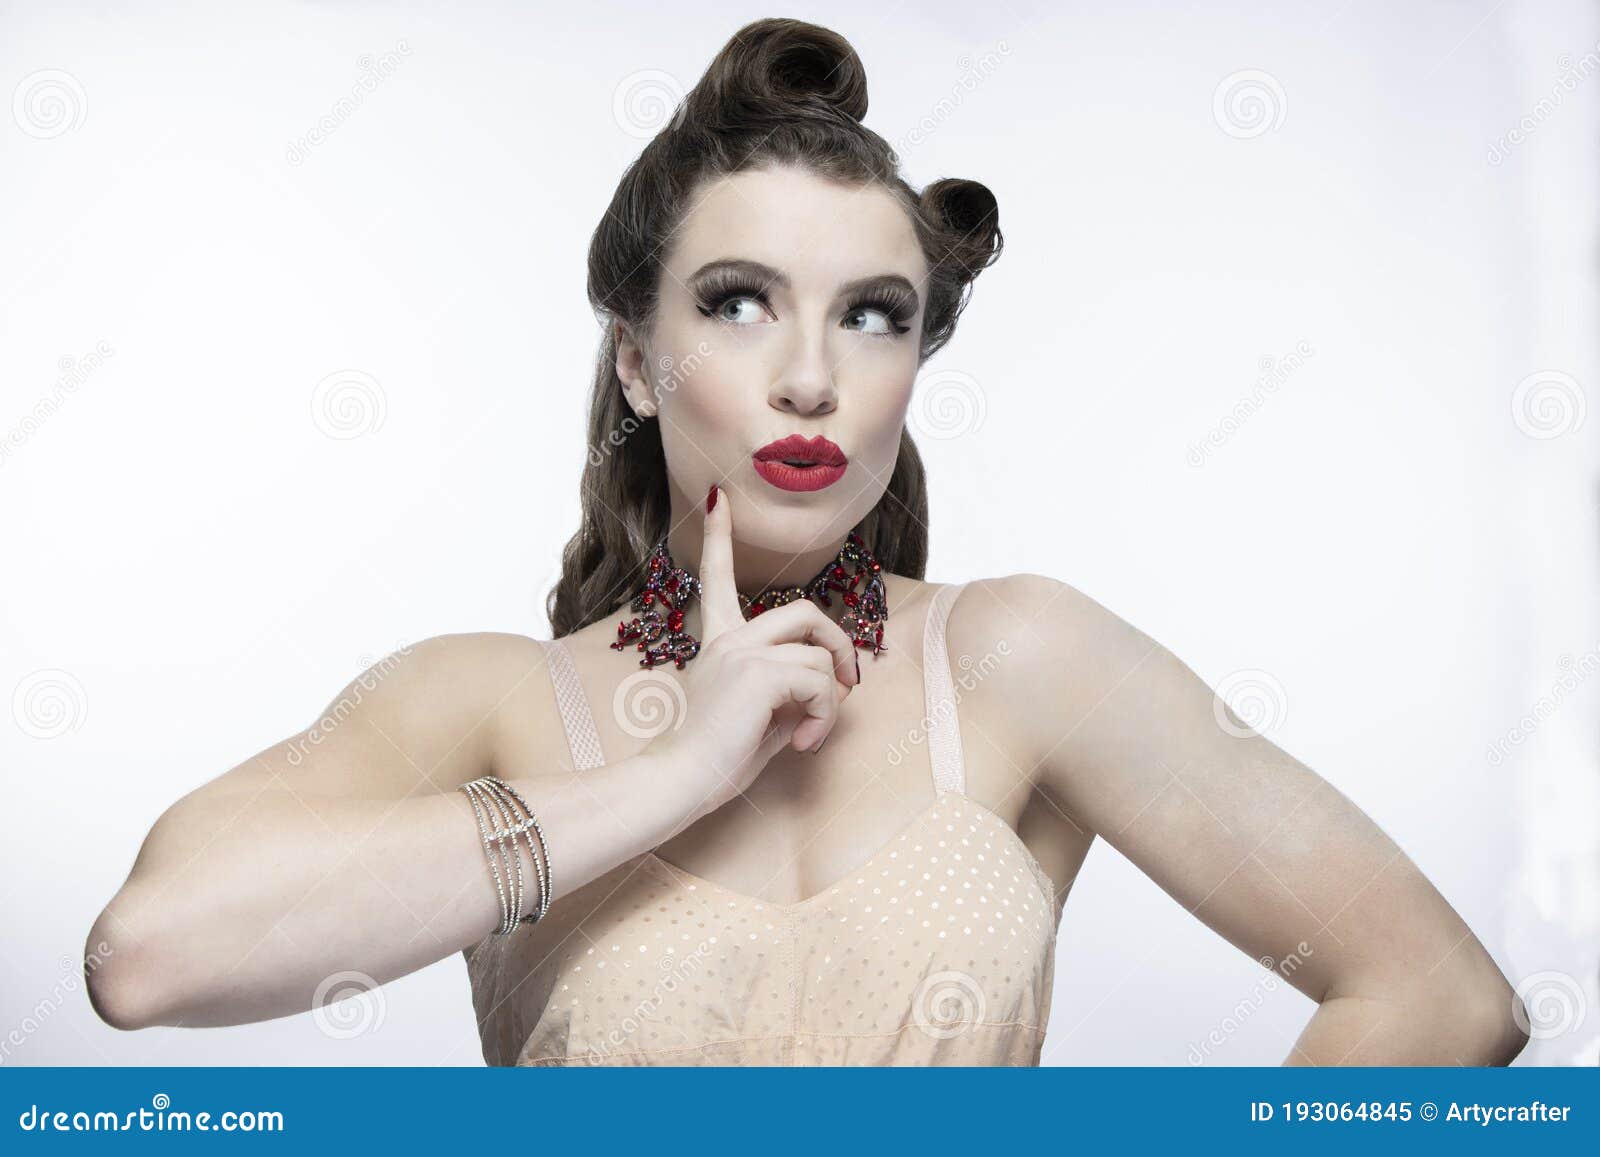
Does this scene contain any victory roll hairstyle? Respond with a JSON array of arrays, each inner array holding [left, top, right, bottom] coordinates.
[[549, 17, 1003, 638]]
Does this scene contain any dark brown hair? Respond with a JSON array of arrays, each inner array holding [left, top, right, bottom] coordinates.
[[548, 17, 1003, 638]]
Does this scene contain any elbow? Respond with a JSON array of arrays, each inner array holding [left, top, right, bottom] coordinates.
[[1484, 984, 1531, 1066], [83, 904, 172, 1032], [1456, 974, 1530, 1066]]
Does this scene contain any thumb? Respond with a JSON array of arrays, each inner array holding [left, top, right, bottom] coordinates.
[[698, 484, 743, 643]]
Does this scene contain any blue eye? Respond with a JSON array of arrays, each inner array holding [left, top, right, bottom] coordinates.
[[695, 277, 914, 339], [843, 301, 910, 337], [707, 292, 771, 325]]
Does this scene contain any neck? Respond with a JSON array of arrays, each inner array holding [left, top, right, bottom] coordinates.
[[604, 485, 890, 666], [664, 506, 851, 601]]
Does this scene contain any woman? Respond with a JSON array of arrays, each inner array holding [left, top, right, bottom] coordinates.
[[85, 18, 1527, 1067]]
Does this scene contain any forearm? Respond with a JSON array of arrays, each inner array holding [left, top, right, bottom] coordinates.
[[1285, 986, 1528, 1066], [88, 751, 694, 1030]]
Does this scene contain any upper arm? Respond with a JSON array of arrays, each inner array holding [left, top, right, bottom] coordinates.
[[126, 632, 549, 883], [223, 631, 542, 799], [990, 574, 1517, 1021]]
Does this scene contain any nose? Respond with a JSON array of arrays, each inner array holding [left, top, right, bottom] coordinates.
[[768, 321, 838, 416]]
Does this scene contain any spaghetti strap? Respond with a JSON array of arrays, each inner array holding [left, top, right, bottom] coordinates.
[[921, 582, 970, 796], [543, 638, 607, 772]]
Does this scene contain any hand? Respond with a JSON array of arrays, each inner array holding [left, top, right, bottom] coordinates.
[[643, 485, 860, 821]]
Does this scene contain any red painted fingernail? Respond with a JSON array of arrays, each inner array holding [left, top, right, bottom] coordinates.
[[706, 485, 718, 513], [854, 652, 860, 683]]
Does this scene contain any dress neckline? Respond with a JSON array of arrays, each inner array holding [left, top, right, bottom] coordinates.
[[643, 790, 1057, 914], [543, 580, 1058, 915]]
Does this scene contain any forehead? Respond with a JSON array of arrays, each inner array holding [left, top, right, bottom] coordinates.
[[665, 165, 925, 286]]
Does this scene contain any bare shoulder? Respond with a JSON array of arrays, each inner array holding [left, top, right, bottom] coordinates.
[[944, 572, 1180, 788], [317, 631, 559, 791], [946, 571, 1158, 685]]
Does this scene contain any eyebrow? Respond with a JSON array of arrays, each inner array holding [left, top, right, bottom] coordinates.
[[685, 258, 920, 312]]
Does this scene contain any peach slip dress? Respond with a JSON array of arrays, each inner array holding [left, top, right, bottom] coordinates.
[[465, 582, 1060, 1066]]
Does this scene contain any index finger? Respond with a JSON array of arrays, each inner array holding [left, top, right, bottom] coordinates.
[[698, 484, 744, 643]]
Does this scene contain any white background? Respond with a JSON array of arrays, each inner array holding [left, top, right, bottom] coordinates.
[[2, 0, 1595, 1065]]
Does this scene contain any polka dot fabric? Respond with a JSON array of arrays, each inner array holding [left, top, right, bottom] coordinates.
[[466, 584, 1060, 1066]]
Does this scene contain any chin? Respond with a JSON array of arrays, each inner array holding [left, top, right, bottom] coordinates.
[[733, 500, 860, 550]]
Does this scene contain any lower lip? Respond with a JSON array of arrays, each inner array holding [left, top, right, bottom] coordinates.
[[753, 458, 848, 492]]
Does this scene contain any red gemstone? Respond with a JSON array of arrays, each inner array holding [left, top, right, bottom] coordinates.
[[843, 592, 859, 607]]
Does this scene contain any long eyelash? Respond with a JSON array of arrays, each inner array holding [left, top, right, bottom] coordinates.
[[845, 288, 915, 335], [692, 273, 774, 320], [692, 273, 916, 337]]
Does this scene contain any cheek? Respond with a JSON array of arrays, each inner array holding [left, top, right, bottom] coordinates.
[[855, 377, 914, 467], [651, 349, 751, 470]]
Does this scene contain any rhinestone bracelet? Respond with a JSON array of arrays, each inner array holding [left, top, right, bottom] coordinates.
[[460, 780, 519, 934], [484, 777, 552, 926], [458, 775, 551, 933]]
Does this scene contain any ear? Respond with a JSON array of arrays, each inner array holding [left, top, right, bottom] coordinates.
[[613, 318, 658, 419]]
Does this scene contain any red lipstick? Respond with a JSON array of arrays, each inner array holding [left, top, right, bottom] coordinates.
[[752, 434, 848, 493]]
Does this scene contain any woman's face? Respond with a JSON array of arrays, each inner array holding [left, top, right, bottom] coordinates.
[[615, 163, 927, 571]]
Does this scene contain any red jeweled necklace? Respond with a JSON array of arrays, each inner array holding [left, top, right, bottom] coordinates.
[[609, 531, 889, 669]]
